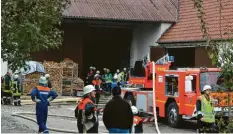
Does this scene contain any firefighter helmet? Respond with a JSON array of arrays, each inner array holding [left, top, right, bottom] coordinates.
[[45, 74, 50, 78], [14, 75, 19, 79], [203, 85, 212, 91], [83, 85, 95, 95], [39, 77, 47, 85], [113, 75, 118, 79]]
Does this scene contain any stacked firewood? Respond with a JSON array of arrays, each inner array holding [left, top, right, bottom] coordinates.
[[43, 61, 63, 94], [23, 72, 43, 94]]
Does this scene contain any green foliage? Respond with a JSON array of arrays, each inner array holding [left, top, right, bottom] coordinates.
[[1, 0, 70, 71]]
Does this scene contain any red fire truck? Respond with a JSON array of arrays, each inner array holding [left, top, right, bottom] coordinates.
[[121, 54, 231, 127]]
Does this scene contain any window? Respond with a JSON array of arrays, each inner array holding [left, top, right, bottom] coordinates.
[[165, 75, 178, 96], [191, 75, 197, 92]]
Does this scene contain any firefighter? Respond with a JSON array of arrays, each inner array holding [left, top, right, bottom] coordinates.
[[45, 74, 52, 106], [75, 85, 99, 133], [121, 68, 128, 86], [93, 67, 96, 75], [111, 75, 118, 89], [131, 106, 143, 133], [2, 72, 12, 105], [105, 69, 113, 93], [45, 74, 52, 88], [92, 74, 102, 105], [101, 68, 107, 91], [114, 69, 122, 86], [103, 86, 133, 133], [11, 74, 22, 106], [30, 77, 58, 133], [85, 66, 94, 86], [196, 85, 217, 133]]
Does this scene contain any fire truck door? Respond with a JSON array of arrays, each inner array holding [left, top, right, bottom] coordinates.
[[184, 75, 197, 116]]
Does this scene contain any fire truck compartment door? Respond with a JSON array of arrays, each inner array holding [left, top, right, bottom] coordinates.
[[136, 94, 147, 112], [184, 75, 198, 116]]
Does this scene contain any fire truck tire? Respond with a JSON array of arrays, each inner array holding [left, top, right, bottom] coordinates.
[[167, 102, 182, 128], [126, 94, 135, 106]]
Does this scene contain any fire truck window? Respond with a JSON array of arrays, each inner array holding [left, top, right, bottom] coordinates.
[[165, 76, 178, 96], [191, 75, 197, 92]]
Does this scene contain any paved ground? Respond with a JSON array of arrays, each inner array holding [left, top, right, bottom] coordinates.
[[1, 103, 197, 133]]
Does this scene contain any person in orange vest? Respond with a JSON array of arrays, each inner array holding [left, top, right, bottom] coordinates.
[[92, 74, 102, 105], [75, 85, 98, 133], [30, 77, 58, 133], [131, 106, 143, 133]]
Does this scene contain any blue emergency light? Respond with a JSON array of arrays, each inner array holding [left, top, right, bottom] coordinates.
[[169, 56, 174, 62]]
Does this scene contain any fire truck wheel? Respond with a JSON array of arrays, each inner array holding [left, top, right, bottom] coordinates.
[[167, 102, 182, 128]]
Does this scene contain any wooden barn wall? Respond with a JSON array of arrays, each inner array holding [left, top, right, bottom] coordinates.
[[195, 47, 216, 67], [31, 22, 84, 77]]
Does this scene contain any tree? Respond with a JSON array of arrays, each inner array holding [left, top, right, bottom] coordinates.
[[1, 0, 70, 72], [193, 0, 233, 132]]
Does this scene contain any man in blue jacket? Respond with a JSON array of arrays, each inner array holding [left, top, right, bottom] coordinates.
[[30, 77, 58, 133]]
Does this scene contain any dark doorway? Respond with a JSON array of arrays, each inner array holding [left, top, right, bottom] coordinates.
[[82, 27, 132, 78], [167, 48, 195, 68]]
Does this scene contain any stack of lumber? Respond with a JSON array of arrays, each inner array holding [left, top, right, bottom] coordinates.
[[61, 58, 75, 95], [22, 59, 84, 96], [23, 72, 43, 94], [43, 61, 63, 95]]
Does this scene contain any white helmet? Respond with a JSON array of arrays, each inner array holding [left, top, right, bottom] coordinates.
[[93, 67, 96, 70], [131, 106, 138, 114], [203, 85, 212, 91], [103, 68, 107, 71], [117, 69, 120, 73], [14, 75, 19, 79], [94, 74, 100, 78], [90, 66, 93, 69], [96, 70, 100, 74], [39, 77, 47, 85], [14, 70, 20, 74], [113, 75, 118, 79], [83, 85, 95, 95], [123, 68, 127, 71], [45, 74, 50, 78]]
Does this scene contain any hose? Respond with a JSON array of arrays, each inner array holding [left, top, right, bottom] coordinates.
[[12, 112, 78, 133], [152, 61, 161, 134]]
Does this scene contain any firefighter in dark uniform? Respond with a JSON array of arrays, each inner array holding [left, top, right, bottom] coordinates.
[[75, 85, 99, 133], [11, 74, 22, 106], [2, 72, 12, 105]]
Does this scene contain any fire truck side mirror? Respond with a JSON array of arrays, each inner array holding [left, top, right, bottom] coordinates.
[[185, 76, 193, 93]]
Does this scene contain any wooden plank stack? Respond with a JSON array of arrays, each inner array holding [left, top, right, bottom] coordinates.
[[23, 72, 43, 94], [22, 58, 84, 96], [61, 58, 75, 96], [43, 61, 63, 95]]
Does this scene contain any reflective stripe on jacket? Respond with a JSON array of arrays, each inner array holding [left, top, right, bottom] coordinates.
[[11, 80, 21, 96]]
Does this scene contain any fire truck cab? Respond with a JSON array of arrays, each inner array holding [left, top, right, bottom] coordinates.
[[121, 54, 223, 127]]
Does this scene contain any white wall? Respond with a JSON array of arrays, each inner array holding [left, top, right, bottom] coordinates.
[[130, 23, 172, 67], [1, 59, 9, 76]]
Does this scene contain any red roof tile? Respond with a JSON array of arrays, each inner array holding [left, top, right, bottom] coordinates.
[[158, 0, 233, 43], [63, 0, 178, 22]]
